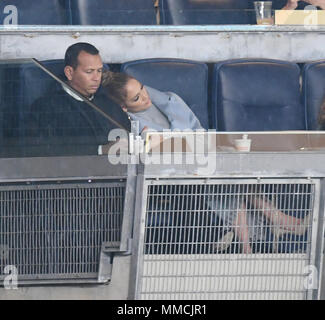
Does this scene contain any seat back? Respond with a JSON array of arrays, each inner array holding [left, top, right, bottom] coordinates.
[[70, 0, 157, 25], [18, 60, 66, 111], [302, 61, 325, 130], [159, 0, 255, 25], [0, 60, 65, 156], [0, 0, 70, 25], [0, 64, 8, 146], [212, 59, 305, 131], [121, 58, 210, 129]]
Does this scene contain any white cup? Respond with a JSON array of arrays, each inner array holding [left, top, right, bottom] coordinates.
[[234, 135, 252, 152]]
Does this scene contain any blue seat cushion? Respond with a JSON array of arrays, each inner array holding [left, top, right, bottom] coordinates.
[[159, 0, 255, 25], [0, 0, 70, 25], [212, 59, 305, 131], [302, 61, 325, 130], [71, 0, 157, 25]]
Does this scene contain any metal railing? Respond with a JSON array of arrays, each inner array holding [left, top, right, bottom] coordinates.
[[132, 178, 321, 300], [0, 181, 125, 284], [0, 141, 325, 299]]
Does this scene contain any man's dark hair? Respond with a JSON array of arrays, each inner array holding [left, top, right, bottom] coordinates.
[[64, 42, 99, 69]]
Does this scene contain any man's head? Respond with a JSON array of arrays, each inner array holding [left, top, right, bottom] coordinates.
[[64, 42, 103, 97]]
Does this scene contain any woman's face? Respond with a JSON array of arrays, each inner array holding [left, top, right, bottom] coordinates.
[[123, 78, 152, 112]]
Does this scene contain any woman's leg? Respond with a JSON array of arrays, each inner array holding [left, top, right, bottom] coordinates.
[[233, 205, 252, 254], [250, 196, 309, 233]]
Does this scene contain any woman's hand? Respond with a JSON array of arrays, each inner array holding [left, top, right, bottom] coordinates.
[[141, 126, 149, 134]]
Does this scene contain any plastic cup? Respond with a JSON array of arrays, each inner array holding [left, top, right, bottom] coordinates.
[[234, 136, 252, 152], [254, 1, 274, 25]]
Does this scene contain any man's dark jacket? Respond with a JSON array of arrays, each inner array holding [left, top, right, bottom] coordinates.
[[23, 84, 130, 156]]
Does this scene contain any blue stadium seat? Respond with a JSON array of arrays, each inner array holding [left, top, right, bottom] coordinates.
[[302, 61, 325, 130], [0, 65, 7, 149], [0, 60, 66, 157], [0, 62, 32, 157], [18, 60, 65, 112], [212, 59, 305, 131], [0, 0, 70, 25], [70, 0, 157, 25], [121, 58, 210, 129], [159, 0, 255, 25]]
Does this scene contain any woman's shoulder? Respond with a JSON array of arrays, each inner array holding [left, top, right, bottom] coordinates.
[[146, 85, 182, 103]]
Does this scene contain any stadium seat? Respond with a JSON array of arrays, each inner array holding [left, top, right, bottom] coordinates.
[[18, 60, 65, 111], [0, 60, 66, 157], [212, 59, 305, 131], [70, 0, 157, 25], [302, 61, 325, 130], [0, 65, 7, 150], [159, 0, 255, 25], [0, 62, 31, 157], [121, 58, 210, 129], [0, 0, 70, 25]]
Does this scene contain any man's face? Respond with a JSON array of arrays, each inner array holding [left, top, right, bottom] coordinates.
[[65, 50, 103, 97]]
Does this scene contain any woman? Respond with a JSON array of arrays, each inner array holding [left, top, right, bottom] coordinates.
[[101, 71, 203, 133], [102, 71, 310, 254]]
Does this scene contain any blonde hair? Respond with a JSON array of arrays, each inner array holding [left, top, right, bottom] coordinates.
[[101, 70, 135, 106]]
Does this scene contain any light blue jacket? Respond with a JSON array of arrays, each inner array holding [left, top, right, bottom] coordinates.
[[127, 86, 203, 132]]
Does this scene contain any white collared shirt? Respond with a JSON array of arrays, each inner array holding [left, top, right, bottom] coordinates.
[[61, 84, 94, 101]]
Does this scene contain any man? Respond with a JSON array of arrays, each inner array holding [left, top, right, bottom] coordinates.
[[282, 0, 325, 9], [25, 42, 130, 156]]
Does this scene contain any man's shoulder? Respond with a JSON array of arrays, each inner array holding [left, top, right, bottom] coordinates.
[[94, 92, 123, 113], [94, 92, 131, 131], [31, 85, 69, 106], [30, 85, 85, 113], [93, 91, 115, 104]]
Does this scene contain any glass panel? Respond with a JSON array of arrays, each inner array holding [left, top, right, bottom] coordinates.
[[0, 59, 124, 158], [144, 132, 325, 153]]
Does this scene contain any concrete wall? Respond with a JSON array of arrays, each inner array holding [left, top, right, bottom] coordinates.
[[0, 25, 325, 63], [0, 256, 131, 300]]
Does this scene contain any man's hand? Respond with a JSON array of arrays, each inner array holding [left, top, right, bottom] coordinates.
[[283, 0, 325, 9], [305, 0, 325, 9], [283, 0, 299, 10]]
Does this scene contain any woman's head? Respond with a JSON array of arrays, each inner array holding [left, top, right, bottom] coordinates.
[[102, 71, 152, 113]]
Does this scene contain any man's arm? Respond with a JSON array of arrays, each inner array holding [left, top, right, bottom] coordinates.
[[306, 0, 325, 9]]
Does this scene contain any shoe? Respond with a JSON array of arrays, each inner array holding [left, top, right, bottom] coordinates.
[[214, 231, 234, 253]]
